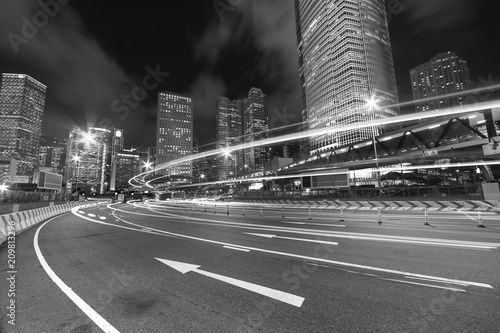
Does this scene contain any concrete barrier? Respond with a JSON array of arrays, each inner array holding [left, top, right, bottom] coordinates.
[[0, 202, 98, 246]]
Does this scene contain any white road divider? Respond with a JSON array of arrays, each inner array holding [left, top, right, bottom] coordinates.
[[0, 201, 98, 246]]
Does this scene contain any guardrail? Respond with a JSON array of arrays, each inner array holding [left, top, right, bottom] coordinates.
[[0, 201, 99, 246]]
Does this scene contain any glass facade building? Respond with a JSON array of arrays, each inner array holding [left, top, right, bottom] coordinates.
[[294, 0, 399, 155], [65, 128, 111, 195], [216, 97, 243, 180], [156, 92, 193, 177], [243, 88, 269, 172], [0, 73, 47, 177], [410, 52, 473, 113]]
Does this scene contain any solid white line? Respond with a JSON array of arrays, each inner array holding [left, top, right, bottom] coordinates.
[[223, 246, 250, 252], [245, 233, 338, 246], [121, 205, 500, 249], [34, 216, 120, 333], [380, 278, 467, 293], [404, 276, 470, 287], [76, 206, 494, 289]]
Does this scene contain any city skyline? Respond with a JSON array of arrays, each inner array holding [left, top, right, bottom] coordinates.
[[1, 0, 499, 149]]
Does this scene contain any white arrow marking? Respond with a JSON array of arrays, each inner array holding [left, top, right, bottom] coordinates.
[[245, 233, 338, 246], [155, 258, 304, 307]]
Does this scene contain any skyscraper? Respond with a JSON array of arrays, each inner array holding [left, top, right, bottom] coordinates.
[[410, 52, 473, 113], [110, 128, 124, 191], [0, 73, 47, 177], [65, 128, 111, 196], [294, 0, 399, 155], [156, 92, 193, 177], [216, 97, 243, 180], [243, 88, 269, 172], [115, 150, 141, 192]]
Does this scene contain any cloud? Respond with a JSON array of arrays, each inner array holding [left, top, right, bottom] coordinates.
[[190, 73, 226, 146], [191, 0, 302, 140], [0, 0, 134, 136]]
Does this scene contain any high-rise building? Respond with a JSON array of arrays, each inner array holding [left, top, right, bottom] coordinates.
[[65, 128, 111, 195], [0, 73, 47, 177], [156, 92, 193, 177], [294, 0, 399, 155], [110, 128, 124, 191], [216, 97, 243, 180], [38, 136, 67, 175], [410, 52, 473, 113], [115, 149, 141, 192], [243, 88, 269, 172]]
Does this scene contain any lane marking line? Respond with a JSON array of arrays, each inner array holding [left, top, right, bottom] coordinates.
[[73, 207, 494, 290], [223, 246, 250, 252], [380, 278, 467, 293], [34, 216, 120, 333]]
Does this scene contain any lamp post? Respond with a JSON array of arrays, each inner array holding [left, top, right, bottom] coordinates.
[[366, 97, 381, 195], [73, 155, 80, 200], [200, 173, 206, 183]]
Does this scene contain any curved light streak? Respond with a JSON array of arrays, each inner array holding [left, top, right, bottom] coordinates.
[[130, 99, 500, 188]]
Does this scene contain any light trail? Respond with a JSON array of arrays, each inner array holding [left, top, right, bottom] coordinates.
[[130, 99, 500, 188]]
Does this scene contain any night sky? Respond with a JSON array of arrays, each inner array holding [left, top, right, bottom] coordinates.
[[1, 0, 499, 150]]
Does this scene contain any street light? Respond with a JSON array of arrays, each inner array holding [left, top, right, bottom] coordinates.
[[0, 184, 7, 192], [200, 173, 206, 183], [366, 97, 381, 194], [73, 155, 81, 200]]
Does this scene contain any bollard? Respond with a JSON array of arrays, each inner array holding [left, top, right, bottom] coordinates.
[[282, 206, 285, 218], [477, 210, 486, 228], [242, 205, 245, 215], [377, 208, 382, 225], [260, 206, 263, 217], [339, 206, 345, 222], [214, 204, 217, 214], [227, 204, 229, 215], [204, 203, 207, 213], [308, 206, 312, 220], [424, 208, 430, 226]]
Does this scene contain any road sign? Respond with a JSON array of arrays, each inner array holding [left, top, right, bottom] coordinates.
[[3, 175, 30, 183]]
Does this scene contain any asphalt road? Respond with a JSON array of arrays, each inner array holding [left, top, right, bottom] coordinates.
[[1, 200, 499, 333]]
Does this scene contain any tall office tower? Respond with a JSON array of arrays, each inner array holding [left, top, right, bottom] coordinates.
[[192, 137, 202, 177], [243, 88, 269, 172], [283, 143, 293, 159], [110, 128, 124, 191], [216, 97, 243, 180], [114, 149, 141, 192], [156, 92, 193, 177], [39, 136, 67, 175], [65, 128, 111, 196], [0, 73, 47, 177], [410, 52, 473, 113], [294, 0, 399, 155]]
